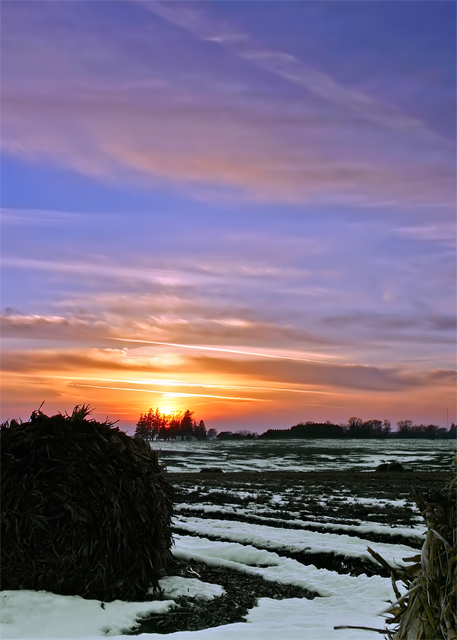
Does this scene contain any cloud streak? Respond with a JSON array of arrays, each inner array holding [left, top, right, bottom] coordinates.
[[69, 383, 266, 403], [7, 87, 453, 207], [187, 354, 456, 393], [110, 338, 335, 364], [1, 2, 454, 206], [145, 0, 445, 140]]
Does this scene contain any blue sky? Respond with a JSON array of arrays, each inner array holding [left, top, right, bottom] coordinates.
[[1, 1, 455, 431]]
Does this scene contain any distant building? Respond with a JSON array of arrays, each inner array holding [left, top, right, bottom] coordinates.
[[216, 431, 233, 440]]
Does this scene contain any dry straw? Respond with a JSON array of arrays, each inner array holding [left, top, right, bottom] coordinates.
[[1, 405, 174, 601], [336, 459, 456, 639], [370, 458, 456, 640]]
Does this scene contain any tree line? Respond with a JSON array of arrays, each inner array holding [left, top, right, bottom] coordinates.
[[135, 409, 456, 442], [260, 417, 456, 440], [134, 408, 214, 441]]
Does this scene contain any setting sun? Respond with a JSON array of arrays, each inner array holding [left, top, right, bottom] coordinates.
[[156, 406, 177, 417]]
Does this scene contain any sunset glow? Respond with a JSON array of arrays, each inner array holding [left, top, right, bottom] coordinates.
[[1, 1, 455, 433]]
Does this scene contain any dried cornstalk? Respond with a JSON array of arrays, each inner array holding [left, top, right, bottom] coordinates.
[[372, 458, 457, 640]]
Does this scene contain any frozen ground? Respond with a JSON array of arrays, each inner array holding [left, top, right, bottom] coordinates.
[[1, 442, 453, 640], [1, 531, 406, 640], [154, 438, 456, 473]]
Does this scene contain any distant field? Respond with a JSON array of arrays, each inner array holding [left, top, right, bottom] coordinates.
[[154, 437, 456, 473]]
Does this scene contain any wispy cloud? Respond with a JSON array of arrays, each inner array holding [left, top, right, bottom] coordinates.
[[393, 222, 456, 247], [1, 2, 454, 206], [0, 312, 111, 342], [0, 348, 161, 374], [322, 311, 456, 337], [144, 1, 445, 140], [0, 207, 83, 226], [1, 256, 197, 288], [187, 354, 457, 393]]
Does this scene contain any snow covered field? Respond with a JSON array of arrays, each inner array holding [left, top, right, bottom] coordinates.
[[1, 440, 454, 640], [155, 437, 456, 473], [1, 529, 412, 640]]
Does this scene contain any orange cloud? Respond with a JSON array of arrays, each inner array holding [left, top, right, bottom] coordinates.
[[2, 336, 455, 431]]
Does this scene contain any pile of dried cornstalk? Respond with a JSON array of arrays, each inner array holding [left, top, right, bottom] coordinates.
[[1, 405, 173, 601], [369, 458, 457, 640]]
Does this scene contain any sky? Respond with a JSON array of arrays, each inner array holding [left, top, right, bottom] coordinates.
[[1, 0, 455, 434]]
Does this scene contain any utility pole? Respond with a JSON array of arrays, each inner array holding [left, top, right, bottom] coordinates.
[[447, 408, 449, 430]]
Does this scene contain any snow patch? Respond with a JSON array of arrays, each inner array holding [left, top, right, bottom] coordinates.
[[0, 590, 175, 638], [173, 516, 418, 568], [157, 576, 225, 600]]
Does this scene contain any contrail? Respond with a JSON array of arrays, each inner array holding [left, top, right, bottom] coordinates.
[[69, 375, 337, 396], [110, 337, 333, 364], [18, 372, 338, 396], [69, 383, 266, 402]]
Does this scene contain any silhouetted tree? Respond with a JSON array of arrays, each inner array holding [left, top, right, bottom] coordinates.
[[134, 412, 152, 441], [425, 424, 439, 439], [397, 420, 414, 437], [135, 408, 165, 441], [383, 419, 392, 438], [259, 429, 290, 439], [194, 420, 207, 440], [167, 412, 182, 440], [231, 430, 256, 439], [347, 416, 364, 437], [179, 409, 194, 438], [365, 419, 383, 438]]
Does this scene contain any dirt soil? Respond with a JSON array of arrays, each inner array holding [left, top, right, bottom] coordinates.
[[169, 469, 448, 501]]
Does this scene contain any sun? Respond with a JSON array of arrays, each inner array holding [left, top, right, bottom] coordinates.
[[157, 405, 181, 417], [158, 406, 172, 415]]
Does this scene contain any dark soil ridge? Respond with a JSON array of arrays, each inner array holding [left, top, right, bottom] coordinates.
[[174, 506, 423, 548], [167, 470, 450, 489], [172, 526, 393, 578], [176, 488, 420, 526], [128, 558, 319, 635]]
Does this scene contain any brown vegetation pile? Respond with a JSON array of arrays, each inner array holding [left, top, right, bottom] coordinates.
[[1, 406, 173, 601], [369, 459, 457, 639]]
